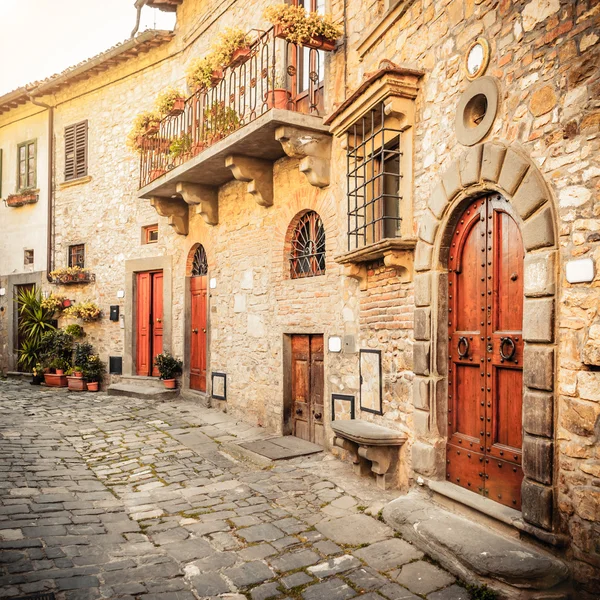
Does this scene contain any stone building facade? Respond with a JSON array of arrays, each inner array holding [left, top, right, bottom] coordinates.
[[1, 0, 599, 594]]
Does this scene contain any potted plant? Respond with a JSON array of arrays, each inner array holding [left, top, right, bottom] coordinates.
[[203, 101, 240, 144], [265, 73, 291, 109], [49, 266, 93, 284], [169, 134, 193, 160], [213, 27, 253, 69], [65, 323, 85, 339], [41, 293, 66, 318], [63, 300, 101, 322], [83, 355, 105, 392], [67, 365, 87, 391], [6, 188, 39, 207], [264, 4, 342, 51], [38, 328, 74, 387], [155, 87, 186, 118], [186, 56, 220, 92], [32, 363, 44, 386], [154, 352, 183, 389], [127, 110, 162, 154]]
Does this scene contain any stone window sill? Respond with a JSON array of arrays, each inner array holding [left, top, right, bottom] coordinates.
[[335, 237, 416, 265], [59, 175, 92, 190], [356, 0, 416, 60]]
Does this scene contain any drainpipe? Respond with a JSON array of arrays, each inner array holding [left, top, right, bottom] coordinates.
[[27, 94, 54, 282], [131, 0, 149, 38]]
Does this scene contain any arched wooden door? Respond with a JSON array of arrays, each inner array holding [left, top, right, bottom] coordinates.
[[190, 245, 208, 392], [446, 194, 524, 509]]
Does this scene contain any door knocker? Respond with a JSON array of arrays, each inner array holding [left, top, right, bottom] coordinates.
[[457, 337, 470, 359], [499, 337, 516, 362]]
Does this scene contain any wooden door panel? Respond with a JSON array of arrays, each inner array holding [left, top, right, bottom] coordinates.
[[152, 272, 164, 377], [292, 335, 310, 440], [136, 272, 152, 376], [447, 195, 524, 510], [310, 335, 325, 445], [190, 275, 207, 391]]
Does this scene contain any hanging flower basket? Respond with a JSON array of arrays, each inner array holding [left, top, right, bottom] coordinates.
[[6, 191, 38, 207], [49, 267, 94, 285], [229, 46, 252, 68]]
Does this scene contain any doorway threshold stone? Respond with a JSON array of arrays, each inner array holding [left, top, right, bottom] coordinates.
[[382, 490, 570, 599], [107, 383, 179, 401], [227, 436, 323, 466]]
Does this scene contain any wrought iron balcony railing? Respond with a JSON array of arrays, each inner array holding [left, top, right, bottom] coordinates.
[[139, 26, 326, 189]]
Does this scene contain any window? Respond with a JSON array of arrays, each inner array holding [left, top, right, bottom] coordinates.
[[347, 102, 402, 251], [290, 211, 326, 278], [191, 245, 208, 277], [68, 244, 85, 268], [64, 121, 88, 181], [17, 140, 36, 190], [24, 249, 34, 268], [143, 224, 159, 244]]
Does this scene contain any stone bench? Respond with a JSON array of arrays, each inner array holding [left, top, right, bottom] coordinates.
[[332, 420, 407, 490]]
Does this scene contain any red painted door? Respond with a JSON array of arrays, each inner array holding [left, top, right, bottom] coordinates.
[[136, 271, 163, 377], [446, 194, 524, 510], [291, 335, 324, 444], [190, 275, 207, 391]]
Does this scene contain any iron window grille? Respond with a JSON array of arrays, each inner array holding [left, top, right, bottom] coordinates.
[[191, 245, 208, 277], [290, 211, 326, 279], [68, 244, 85, 268], [347, 102, 403, 251]]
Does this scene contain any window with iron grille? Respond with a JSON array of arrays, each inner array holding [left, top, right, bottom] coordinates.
[[290, 211, 325, 279], [347, 102, 402, 251], [17, 140, 36, 190], [191, 244, 208, 277], [64, 121, 88, 181], [68, 244, 85, 268]]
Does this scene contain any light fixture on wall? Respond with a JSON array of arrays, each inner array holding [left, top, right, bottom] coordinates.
[[465, 37, 490, 80], [328, 336, 342, 353]]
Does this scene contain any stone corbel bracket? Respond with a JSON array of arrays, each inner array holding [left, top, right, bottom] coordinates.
[[344, 263, 368, 291], [176, 182, 218, 226], [225, 155, 273, 207], [383, 250, 414, 283], [275, 126, 331, 188], [150, 197, 189, 235]]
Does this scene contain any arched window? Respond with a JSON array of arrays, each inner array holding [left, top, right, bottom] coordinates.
[[289, 211, 325, 279], [191, 244, 208, 277]]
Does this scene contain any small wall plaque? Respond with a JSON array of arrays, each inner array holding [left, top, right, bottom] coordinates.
[[212, 372, 227, 400], [331, 394, 355, 421], [210, 278, 217, 289], [566, 258, 595, 284], [328, 336, 342, 352]]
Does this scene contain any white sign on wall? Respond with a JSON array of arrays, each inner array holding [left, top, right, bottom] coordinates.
[[565, 258, 595, 284]]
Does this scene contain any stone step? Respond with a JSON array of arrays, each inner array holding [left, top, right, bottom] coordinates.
[[107, 383, 179, 401], [116, 375, 167, 390], [382, 490, 571, 600]]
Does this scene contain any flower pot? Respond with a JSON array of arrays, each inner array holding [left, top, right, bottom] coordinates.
[[55, 369, 64, 376], [67, 376, 87, 392], [145, 123, 160, 135], [149, 168, 167, 181], [273, 24, 287, 40], [43, 373, 68, 388], [229, 46, 252, 68], [265, 89, 291, 110], [302, 35, 336, 51], [87, 381, 99, 392], [191, 142, 206, 156], [168, 97, 186, 117], [210, 69, 224, 86], [73, 371, 83, 378], [163, 379, 177, 389]]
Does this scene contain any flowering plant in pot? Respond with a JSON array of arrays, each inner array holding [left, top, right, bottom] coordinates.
[[169, 134, 193, 159], [41, 293, 66, 317], [265, 73, 291, 109], [127, 110, 162, 153], [264, 4, 342, 50], [83, 355, 105, 392], [6, 187, 39, 207], [155, 87, 186, 117], [186, 56, 221, 91], [154, 352, 183, 389], [203, 101, 240, 143], [49, 266, 93, 284], [213, 27, 253, 68], [64, 300, 101, 322]]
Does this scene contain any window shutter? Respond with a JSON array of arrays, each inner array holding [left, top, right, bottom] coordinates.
[[64, 121, 88, 181]]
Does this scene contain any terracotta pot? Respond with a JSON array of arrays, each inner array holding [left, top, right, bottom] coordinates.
[[55, 369, 64, 376], [67, 376, 87, 392], [163, 379, 176, 389], [145, 123, 160, 135], [43, 373, 68, 388], [210, 69, 224, 86], [191, 142, 206, 156], [273, 24, 287, 40], [302, 35, 336, 51], [229, 46, 252, 68], [87, 381, 99, 392], [265, 89, 291, 110], [168, 97, 186, 116], [73, 371, 83, 378]]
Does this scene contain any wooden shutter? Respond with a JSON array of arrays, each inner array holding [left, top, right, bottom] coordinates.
[[64, 120, 88, 181]]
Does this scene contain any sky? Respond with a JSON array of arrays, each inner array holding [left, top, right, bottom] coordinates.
[[0, 1, 176, 95]]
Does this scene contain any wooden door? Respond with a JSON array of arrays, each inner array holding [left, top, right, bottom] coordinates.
[[291, 334, 324, 445], [136, 271, 163, 377], [446, 194, 524, 510], [190, 275, 207, 391]]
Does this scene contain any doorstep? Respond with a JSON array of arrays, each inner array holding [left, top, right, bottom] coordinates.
[[382, 489, 571, 600], [106, 383, 179, 401], [224, 436, 323, 467]]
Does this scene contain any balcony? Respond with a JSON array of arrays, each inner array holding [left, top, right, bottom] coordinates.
[[138, 27, 333, 234]]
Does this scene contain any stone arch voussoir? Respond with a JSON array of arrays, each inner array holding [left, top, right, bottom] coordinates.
[[412, 140, 559, 533]]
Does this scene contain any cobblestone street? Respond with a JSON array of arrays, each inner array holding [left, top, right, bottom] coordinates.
[[0, 380, 467, 600]]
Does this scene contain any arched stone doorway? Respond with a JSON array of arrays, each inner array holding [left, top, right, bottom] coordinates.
[[185, 244, 209, 393], [412, 141, 558, 532]]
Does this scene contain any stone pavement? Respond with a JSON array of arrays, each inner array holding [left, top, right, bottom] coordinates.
[[0, 380, 467, 600]]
